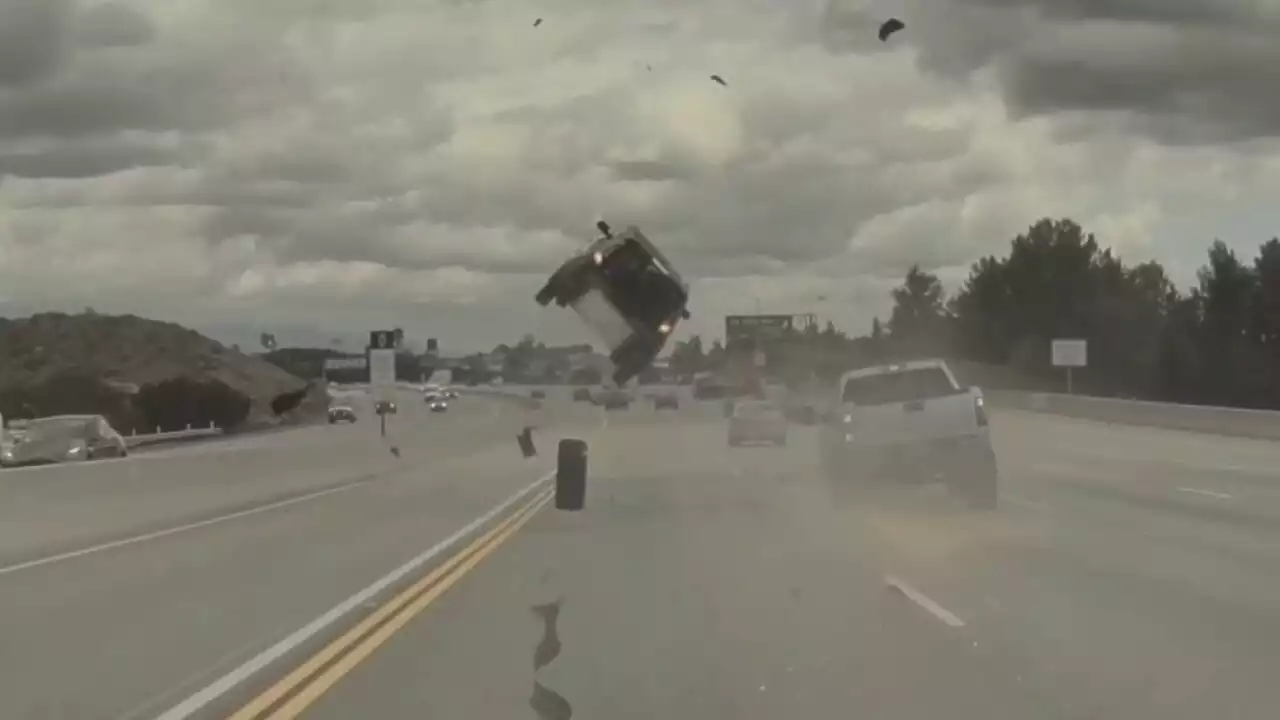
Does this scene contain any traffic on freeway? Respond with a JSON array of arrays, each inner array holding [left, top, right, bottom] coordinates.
[[3, 384, 1280, 719]]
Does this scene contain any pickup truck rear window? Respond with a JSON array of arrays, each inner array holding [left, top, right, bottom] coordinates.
[[841, 367, 958, 405]]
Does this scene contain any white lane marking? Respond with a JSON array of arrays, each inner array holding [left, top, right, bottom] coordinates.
[[884, 575, 966, 628], [1177, 487, 1234, 500], [151, 472, 555, 720], [0, 477, 381, 577], [1004, 495, 1048, 511]]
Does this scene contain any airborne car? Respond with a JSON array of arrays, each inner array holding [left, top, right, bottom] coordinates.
[[536, 221, 690, 386]]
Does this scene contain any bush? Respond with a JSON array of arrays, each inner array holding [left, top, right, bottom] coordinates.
[[271, 386, 309, 416], [0, 371, 137, 431], [133, 377, 250, 432]]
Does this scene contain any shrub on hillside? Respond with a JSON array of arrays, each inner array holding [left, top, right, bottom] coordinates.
[[133, 377, 250, 432]]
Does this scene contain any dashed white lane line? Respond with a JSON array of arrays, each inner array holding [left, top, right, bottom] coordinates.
[[885, 575, 967, 628], [1177, 487, 1234, 500], [0, 477, 379, 577], [1004, 495, 1048, 511]]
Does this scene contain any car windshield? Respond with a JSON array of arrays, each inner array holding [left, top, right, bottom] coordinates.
[[841, 367, 959, 405]]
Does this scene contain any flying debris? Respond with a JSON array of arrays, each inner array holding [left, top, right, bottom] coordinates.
[[389, 446, 400, 458], [710, 74, 727, 86], [878, 18, 905, 41], [534, 18, 542, 27]]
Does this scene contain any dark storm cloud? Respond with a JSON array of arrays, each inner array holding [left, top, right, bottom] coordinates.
[[76, 2, 154, 47], [0, 0, 74, 87], [0, 139, 175, 178], [859, 0, 1280, 143], [0, 37, 314, 140]]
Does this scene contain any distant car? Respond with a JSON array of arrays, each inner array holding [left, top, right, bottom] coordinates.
[[694, 378, 728, 400], [653, 393, 679, 410], [328, 406, 358, 424], [535, 221, 690, 386], [444, 388, 459, 399], [531, 389, 546, 400], [572, 387, 593, 403], [428, 398, 449, 412], [1, 414, 128, 468], [728, 400, 788, 447], [600, 389, 631, 410]]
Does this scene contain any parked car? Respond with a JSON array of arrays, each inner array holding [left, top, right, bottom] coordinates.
[[1, 415, 128, 468]]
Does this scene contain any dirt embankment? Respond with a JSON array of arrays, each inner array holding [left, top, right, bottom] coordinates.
[[0, 312, 327, 433]]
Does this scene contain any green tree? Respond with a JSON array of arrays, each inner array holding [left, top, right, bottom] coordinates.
[[888, 265, 946, 358]]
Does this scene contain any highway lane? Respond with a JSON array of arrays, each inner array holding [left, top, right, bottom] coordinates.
[[0, 389, 515, 567], [238, 400, 1280, 720], [0, 391, 599, 720]]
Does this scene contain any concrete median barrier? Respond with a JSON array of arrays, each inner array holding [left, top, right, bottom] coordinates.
[[985, 390, 1280, 441]]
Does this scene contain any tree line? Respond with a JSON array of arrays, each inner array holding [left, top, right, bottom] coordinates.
[[670, 217, 1280, 409]]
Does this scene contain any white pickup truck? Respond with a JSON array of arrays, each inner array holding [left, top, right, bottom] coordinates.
[[818, 359, 997, 509]]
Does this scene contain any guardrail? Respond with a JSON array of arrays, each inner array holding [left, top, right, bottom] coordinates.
[[124, 424, 224, 448]]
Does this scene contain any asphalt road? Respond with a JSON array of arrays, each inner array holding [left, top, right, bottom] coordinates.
[[5, 388, 1280, 719]]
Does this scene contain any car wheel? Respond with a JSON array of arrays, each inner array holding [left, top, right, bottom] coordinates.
[[555, 438, 588, 511]]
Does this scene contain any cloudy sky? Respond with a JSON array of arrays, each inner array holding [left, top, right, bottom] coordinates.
[[2, 0, 1279, 353]]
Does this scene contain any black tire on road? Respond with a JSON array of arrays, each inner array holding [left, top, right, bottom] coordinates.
[[555, 438, 588, 511]]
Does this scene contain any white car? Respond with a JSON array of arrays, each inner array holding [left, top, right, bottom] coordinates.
[[818, 359, 996, 509], [728, 399, 788, 446]]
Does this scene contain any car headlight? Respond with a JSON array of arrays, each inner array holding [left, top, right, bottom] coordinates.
[[843, 413, 853, 423], [593, 251, 604, 265], [65, 443, 86, 458], [658, 322, 672, 334]]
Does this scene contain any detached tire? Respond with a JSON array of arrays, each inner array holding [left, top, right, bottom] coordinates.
[[555, 438, 588, 511]]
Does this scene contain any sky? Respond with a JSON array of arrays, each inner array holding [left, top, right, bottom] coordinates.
[[1, 0, 1279, 354]]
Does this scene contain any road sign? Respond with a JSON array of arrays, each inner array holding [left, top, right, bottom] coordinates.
[[369, 347, 397, 403], [369, 329, 397, 351], [1051, 339, 1087, 367], [323, 356, 368, 371], [725, 315, 794, 344], [1052, 338, 1087, 395]]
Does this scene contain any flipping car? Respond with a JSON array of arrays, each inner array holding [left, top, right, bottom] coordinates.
[[817, 359, 997, 509], [536, 221, 690, 386]]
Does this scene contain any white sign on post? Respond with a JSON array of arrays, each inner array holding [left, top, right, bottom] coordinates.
[[1051, 339, 1087, 367], [323, 357, 368, 371], [1051, 338, 1087, 394], [369, 348, 396, 404]]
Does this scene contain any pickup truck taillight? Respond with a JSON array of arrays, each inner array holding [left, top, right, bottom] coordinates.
[[974, 396, 989, 427]]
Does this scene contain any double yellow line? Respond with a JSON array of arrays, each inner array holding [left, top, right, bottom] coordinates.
[[226, 487, 554, 720]]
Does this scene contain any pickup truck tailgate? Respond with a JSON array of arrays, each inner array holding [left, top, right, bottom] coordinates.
[[842, 391, 980, 445]]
